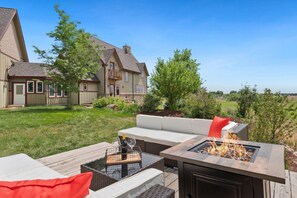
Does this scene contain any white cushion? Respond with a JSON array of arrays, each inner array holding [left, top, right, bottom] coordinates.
[[136, 115, 163, 130], [162, 117, 192, 134], [92, 168, 164, 198], [221, 121, 239, 137], [119, 127, 197, 146], [189, 118, 212, 135], [0, 153, 64, 181]]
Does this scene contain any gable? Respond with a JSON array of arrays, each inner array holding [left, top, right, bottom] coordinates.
[[1, 19, 23, 61]]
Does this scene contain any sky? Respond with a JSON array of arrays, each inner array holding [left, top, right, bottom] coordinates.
[[2, 0, 297, 93]]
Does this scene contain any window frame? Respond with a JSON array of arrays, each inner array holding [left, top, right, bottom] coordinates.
[[57, 85, 63, 97], [36, 81, 44, 93], [116, 84, 120, 95], [110, 62, 115, 70], [49, 83, 55, 97], [124, 72, 129, 82], [135, 84, 144, 93], [27, 81, 34, 93]]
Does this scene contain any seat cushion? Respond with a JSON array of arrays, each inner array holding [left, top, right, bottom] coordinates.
[[0, 172, 92, 198], [119, 127, 197, 146], [208, 116, 230, 138], [92, 168, 164, 198]]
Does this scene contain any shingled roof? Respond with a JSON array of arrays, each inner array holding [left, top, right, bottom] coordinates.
[[0, 7, 29, 61], [92, 38, 147, 74], [8, 62, 100, 82], [8, 62, 48, 77]]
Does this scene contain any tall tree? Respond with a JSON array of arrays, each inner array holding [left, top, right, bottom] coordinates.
[[34, 5, 102, 108], [150, 49, 201, 110], [236, 85, 257, 118]]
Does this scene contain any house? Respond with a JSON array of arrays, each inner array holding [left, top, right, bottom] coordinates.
[[0, 7, 29, 108], [0, 7, 148, 107]]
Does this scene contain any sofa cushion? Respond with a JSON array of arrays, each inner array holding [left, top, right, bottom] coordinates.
[[0, 172, 92, 198], [162, 117, 192, 134], [189, 118, 213, 135], [92, 168, 164, 198], [119, 127, 197, 146], [208, 116, 230, 138], [137, 115, 163, 130], [0, 154, 64, 181], [221, 121, 239, 137]]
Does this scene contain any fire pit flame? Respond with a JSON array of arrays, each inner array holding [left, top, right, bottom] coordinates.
[[195, 132, 256, 162]]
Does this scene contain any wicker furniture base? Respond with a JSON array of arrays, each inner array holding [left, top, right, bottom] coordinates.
[[81, 152, 164, 191], [136, 184, 175, 198]]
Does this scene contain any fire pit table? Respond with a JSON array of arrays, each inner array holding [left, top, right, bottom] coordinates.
[[160, 136, 285, 198]]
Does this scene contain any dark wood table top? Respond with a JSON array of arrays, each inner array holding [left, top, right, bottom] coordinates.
[[160, 136, 285, 184]]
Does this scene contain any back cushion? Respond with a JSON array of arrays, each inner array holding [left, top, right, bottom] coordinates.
[[136, 115, 162, 130], [190, 118, 213, 135], [0, 172, 92, 198], [162, 117, 192, 133]]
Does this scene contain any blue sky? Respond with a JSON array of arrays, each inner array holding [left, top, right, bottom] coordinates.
[[2, 0, 297, 93]]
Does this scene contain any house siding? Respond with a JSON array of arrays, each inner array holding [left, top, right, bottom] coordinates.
[[0, 20, 23, 62], [79, 82, 98, 104]]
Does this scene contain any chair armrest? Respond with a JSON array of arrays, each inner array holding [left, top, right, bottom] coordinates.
[[90, 168, 164, 198], [233, 124, 249, 141]]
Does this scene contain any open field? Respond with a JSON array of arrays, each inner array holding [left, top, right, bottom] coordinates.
[[0, 106, 135, 159]]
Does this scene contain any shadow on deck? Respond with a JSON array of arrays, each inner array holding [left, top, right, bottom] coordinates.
[[37, 142, 296, 198]]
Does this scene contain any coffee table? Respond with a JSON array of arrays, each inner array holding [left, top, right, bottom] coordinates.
[[81, 152, 164, 191]]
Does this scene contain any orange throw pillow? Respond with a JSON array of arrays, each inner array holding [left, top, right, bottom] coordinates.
[[0, 172, 92, 198], [208, 116, 230, 138]]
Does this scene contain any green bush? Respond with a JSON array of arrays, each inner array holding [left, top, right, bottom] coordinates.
[[93, 97, 109, 108], [142, 93, 160, 112], [181, 89, 221, 119], [122, 103, 141, 114]]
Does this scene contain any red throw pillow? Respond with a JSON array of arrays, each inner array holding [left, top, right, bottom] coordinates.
[[208, 116, 230, 138], [0, 172, 92, 198]]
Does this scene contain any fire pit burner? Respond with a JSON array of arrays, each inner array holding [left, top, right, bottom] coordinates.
[[189, 140, 260, 162]]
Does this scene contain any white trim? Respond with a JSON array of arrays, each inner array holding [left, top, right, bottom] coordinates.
[[36, 81, 43, 93], [27, 81, 34, 93]]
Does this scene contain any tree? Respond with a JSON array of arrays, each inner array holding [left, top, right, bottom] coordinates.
[[181, 88, 221, 119], [150, 49, 201, 110], [236, 85, 257, 117], [34, 5, 102, 108], [248, 89, 297, 144]]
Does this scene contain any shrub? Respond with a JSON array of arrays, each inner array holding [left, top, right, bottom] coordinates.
[[181, 89, 221, 119], [93, 97, 109, 108], [122, 103, 141, 114], [236, 85, 257, 118], [247, 89, 297, 144], [142, 93, 160, 112]]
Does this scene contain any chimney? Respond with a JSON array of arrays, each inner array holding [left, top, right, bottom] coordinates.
[[123, 44, 131, 54]]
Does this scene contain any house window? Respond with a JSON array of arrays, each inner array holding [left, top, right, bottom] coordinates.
[[110, 62, 114, 69], [135, 84, 144, 93], [57, 85, 63, 97], [36, 81, 43, 93], [116, 84, 120, 95], [27, 81, 34, 93], [83, 83, 88, 91], [110, 84, 115, 96], [64, 89, 68, 97], [49, 83, 55, 97], [125, 72, 129, 82]]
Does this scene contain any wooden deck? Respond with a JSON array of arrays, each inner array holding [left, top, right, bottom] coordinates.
[[37, 142, 296, 198]]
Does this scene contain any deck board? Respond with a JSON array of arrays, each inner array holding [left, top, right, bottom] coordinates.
[[37, 142, 296, 198]]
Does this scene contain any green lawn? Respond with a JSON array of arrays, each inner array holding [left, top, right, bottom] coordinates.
[[219, 100, 238, 116], [0, 106, 135, 159]]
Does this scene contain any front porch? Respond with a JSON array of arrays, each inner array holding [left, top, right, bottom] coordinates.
[[37, 142, 296, 198]]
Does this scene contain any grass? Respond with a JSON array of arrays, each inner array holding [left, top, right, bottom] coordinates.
[[219, 100, 238, 116], [0, 106, 135, 159]]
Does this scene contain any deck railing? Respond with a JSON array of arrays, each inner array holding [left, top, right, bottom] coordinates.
[[108, 69, 122, 80]]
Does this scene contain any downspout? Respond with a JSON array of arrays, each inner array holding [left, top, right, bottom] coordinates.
[[132, 73, 134, 101]]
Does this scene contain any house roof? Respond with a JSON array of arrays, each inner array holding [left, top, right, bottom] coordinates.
[[0, 7, 29, 62], [8, 62, 48, 77], [92, 37, 148, 74], [8, 62, 100, 82]]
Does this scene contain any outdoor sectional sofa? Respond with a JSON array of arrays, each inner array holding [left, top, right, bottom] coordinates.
[[119, 115, 248, 167], [0, 153, 164, 198]]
